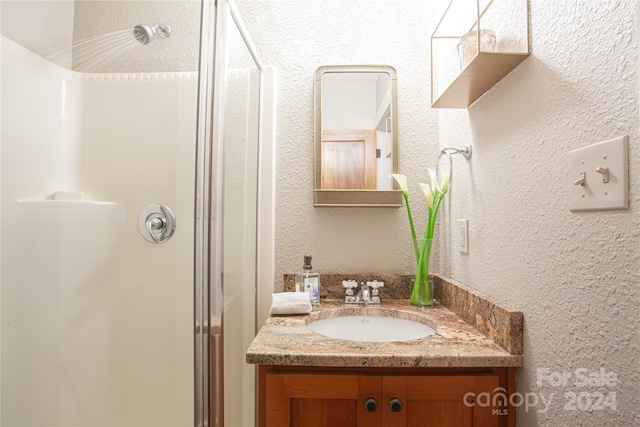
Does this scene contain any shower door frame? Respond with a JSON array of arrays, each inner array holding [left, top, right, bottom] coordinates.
[[194, 0, 217, 425], [194, 1, 265, 426]]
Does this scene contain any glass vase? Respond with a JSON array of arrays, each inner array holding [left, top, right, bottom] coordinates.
[[410, 237, 433, 307], [410, 276, 433, 307]]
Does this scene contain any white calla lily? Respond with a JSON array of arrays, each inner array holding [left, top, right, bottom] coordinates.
[[439, 162, 452, 193], [394, 163, 453, 307], [427, 168, 438, 193], [419, 183, 433, 211], [391, 174, 408, 196]]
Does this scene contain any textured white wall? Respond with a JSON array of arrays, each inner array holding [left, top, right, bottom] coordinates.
[[0, 1, 75, 68], [72, 0, 200, 73], [235, 0, 440, 290], [438, 1, 640, 426], [238, 0, 639, 425]]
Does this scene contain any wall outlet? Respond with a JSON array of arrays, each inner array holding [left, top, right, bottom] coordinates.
[[459, 219, 469, 254]]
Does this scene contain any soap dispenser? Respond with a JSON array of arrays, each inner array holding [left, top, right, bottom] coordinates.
[[295, 255, 320, 306]]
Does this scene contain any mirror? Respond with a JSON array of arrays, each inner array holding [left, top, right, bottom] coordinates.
[[314, 65, 402, 207]]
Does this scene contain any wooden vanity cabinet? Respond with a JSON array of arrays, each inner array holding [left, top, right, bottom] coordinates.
[[259, 366, 516, 427]]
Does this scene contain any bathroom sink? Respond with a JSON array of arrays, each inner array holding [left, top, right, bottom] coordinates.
[[307, 315, 435, 343]]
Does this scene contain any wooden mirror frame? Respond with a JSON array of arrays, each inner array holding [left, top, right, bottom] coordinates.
[[313, 65, 402, 207]]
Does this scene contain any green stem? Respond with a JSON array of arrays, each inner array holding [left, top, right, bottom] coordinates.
[[403, 193, 420, 264], [416, 193, 442, 274], [410, 193, 443, 307], [428, 194, 444, 240], [410, 240, 432, 306]]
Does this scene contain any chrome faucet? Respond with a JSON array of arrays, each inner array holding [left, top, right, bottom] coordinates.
[[357, 282, 371, 304], [342, 280, 383, 304]]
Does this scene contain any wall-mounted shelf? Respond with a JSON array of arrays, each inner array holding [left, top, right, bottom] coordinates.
[[432, 51, 529, 108], [431, 0, 530, 109]]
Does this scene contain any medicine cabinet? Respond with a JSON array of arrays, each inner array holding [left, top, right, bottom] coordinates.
[[431, 0, 530, 108]]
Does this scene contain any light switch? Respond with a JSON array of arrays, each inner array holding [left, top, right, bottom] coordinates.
[[459, 219, 469, 254], [568, 135, 629, 211]]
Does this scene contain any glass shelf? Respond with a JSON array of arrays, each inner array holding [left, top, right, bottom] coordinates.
[[431, 0, 530, 108]]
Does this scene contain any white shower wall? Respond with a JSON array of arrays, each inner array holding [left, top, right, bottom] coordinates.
[[1, 37, 84, 202], [1, 36, 196, 426]]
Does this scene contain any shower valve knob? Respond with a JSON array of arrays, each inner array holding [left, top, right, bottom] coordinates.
[[138, 203, 176, 244], [149, 216, 165, 230]]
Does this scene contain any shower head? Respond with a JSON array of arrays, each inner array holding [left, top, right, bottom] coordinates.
[[133, 23, 171, 45]]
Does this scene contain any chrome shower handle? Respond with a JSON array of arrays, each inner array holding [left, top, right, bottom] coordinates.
[[145, 215, 166, 243], [138, 204, 176, 243]]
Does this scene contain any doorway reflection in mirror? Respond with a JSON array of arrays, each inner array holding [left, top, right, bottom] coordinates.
[[320, 71, 393, 190]]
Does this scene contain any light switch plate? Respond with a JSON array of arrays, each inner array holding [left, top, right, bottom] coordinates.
[[568, 135, 629, 211], [459, 219, 469, 253]]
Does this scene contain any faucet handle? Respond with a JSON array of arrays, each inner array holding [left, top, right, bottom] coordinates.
[[342, 280, 357, 301], [342, 280, 358, 289], [367, 280, 384, 289]]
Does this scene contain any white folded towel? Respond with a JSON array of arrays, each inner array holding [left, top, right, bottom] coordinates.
[[270, 292, 312, 315]]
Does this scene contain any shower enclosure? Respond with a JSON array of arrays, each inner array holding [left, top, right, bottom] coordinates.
[[0, 1, 268, 426]]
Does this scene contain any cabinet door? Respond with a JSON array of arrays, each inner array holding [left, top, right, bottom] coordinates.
[[265, 373, 382, 427], [382, 375, 500, 427]]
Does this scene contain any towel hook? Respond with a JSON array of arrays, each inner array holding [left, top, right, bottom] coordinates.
[[435, 145, 471, 192], [440, 144, 472, 159]]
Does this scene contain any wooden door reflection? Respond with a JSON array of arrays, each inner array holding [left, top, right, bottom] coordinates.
[[321, 130, 376, 190]]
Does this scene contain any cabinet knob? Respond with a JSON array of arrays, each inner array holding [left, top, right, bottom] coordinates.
[[389, 397, 403, 413], [364, 397, 378, 412]]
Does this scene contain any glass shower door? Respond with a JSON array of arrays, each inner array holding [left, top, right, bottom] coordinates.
[[219, 6, 261, 427], [1, 1, 202, 425]]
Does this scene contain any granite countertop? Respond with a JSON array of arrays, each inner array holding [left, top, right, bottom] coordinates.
[[246, 297, 523, 368]]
